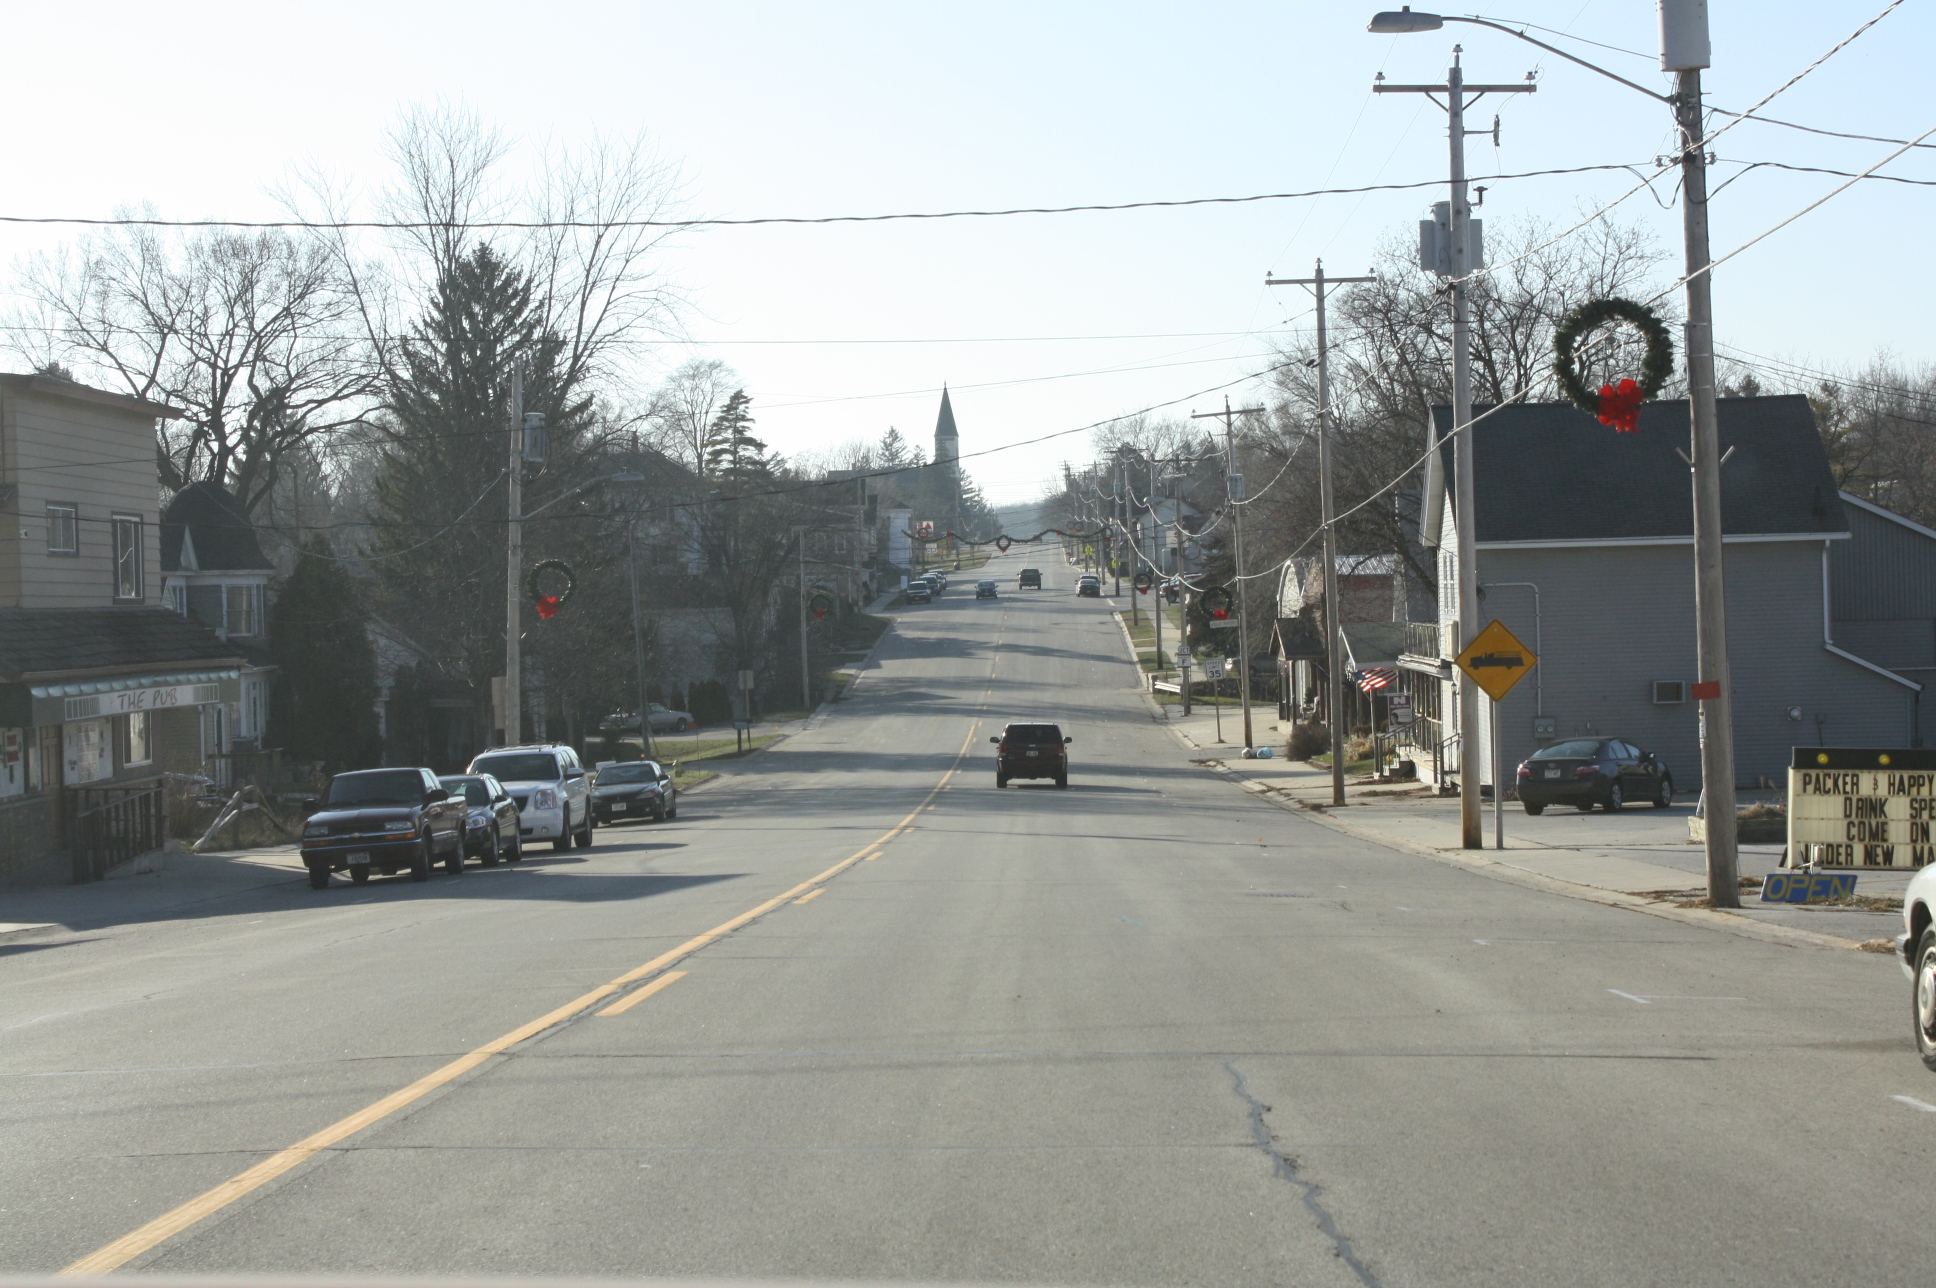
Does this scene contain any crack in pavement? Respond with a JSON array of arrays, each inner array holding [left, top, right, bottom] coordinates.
[[1223, 1060, 1381, 1288]]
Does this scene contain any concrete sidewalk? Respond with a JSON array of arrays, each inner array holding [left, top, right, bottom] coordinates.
[[1149, 697, 1903, 949]]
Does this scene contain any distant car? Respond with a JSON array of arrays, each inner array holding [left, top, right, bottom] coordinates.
[[1018, 568, 1043, 589], [922, 573, 947, 592], [1514, 738, 1673, 814], [600, 704, 696, 734], [991, 721, 1072, 788], [592, 759, 678, 824], [1076, 575, 1102, 598], [438, 774, 523, 865], [975, 580, 998, 599], [300, 767, 467, 888], [905, 582, 932, 604]]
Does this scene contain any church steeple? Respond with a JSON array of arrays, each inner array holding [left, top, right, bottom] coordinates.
[[933, 384, 959, 468]]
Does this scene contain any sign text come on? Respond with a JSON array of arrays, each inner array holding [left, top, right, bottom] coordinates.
[[1787, 747, 1936, 870]]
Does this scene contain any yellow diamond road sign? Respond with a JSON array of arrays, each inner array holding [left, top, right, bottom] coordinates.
[[1454, 619, 1538, 702]]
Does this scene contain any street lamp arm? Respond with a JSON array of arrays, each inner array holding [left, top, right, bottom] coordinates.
[[1442, 15, 1672, 104]]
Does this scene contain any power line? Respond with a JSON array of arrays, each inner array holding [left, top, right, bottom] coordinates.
[[0, 163, 1655, 232]]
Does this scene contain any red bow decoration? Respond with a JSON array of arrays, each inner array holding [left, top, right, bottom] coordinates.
[[536, 595, 561, 620], [1596, 378, 1644, 433]]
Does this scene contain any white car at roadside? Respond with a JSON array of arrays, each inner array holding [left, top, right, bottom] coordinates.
[[467, 744, 595, 853], [1901, 864, 1936, 1068]]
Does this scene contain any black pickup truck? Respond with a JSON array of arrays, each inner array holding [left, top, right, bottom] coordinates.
[[1018, 568, 1043, 589], [299, 767, 468, 888]]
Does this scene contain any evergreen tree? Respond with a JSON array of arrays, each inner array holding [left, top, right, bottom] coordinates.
[[878, 426, 912, 468], [702, 390, 769, 482], [268, 541, 381, 774]]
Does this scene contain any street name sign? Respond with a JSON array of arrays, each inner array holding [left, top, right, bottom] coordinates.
[[1454, 619, 1537, 702], [1787, 747, 1936, 870]]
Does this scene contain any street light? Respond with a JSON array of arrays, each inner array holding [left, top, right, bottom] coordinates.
[[1369, 2, 1739, 906]]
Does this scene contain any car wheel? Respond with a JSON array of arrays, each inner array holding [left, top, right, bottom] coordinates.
[[1056, 773, 1068, 789], [651, 801, 666, 822], [480, 827, 501, 867], [553, 807, 573, 853], [578, 810, 595, 848], [1575, 801, 1595, 812], [677, 718, 691, 732], [1604, 782, 1624, 812], [443, 836, 464, 875], [996, 773, 1007, 788], [507, 830, 522, 862], [350, 865, 371, 885], [1914, 928, 1936, 1071], [1653, 776, 1674, 809], [307, 863, 330, 890], [667, 797, 677, 819], [410, 839, 432, 882], [1523, 803, 1545, 815]]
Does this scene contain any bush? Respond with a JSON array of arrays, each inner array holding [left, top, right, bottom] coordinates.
[[1287, 723, 1329, 760]]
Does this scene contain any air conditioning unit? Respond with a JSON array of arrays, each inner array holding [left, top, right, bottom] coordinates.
[[1653, 680, 1686, 705]]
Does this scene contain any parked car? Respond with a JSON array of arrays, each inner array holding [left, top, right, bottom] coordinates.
[[592, 759, 678, 824], [1076, 575, 1102, 598], [1018, 568, 1043, 589], [1900, 864, 1936, 1067], [438, 774, 523, 866], [600, 704, 697, 734], [1514, 738, 1673, 814], [991, 721, 1073, 788], [468, 744, 595, 851], [976, 579, 998, 599], [905, 582, 932, 604], [300, 767, 467, 888]]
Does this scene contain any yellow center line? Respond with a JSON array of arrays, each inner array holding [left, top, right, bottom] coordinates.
[[60, 716, 985, 1277], [595, 970, 687, 1017], [792, 888, 826, 905]]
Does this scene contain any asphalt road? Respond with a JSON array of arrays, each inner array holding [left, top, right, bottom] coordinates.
[[4, 549, 1931, 1287]]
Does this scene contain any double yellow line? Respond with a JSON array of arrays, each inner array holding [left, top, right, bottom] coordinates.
[[61, 722, 980, 1276]]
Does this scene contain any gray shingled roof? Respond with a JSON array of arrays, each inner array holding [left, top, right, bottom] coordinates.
[[0, 608, 244, 681], [1432, 395, 1846, 543], [161, 482, 274, 572]]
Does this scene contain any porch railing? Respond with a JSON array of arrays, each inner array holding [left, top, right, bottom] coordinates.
[[70, 779, 167, 884]]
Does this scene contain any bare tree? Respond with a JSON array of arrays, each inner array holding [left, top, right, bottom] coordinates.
[[9, 218, 377, 514], [647, 357, 738, 472]]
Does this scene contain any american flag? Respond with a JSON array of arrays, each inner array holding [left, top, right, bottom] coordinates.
[[1355, 667, 1396, 694]]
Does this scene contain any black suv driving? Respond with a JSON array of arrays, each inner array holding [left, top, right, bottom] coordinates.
[[991, 722, 1072, 788], [300, 768, 467, 888]]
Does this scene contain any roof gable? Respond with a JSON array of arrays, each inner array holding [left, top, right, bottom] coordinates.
[[1432, 395, 1845, 544], [161, 482, 273, 572]]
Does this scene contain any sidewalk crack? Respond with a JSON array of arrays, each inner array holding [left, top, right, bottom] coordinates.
[[1223, 1060, 1381, 1288]]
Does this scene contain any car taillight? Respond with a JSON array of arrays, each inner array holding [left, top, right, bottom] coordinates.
[[1573, 765, 1598, 777], [1516, 763, 1532, 778]]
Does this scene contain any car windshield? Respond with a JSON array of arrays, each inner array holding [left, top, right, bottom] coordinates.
[[471, 753, 561, 782], [1005, 724, 1063, 744], [439, 777, 492, 805], [324, 770, 425, 807], [1530, 739, 1605, 760], [598, 763, 662, 783]]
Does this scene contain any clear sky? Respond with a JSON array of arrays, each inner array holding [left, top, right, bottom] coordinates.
[[4, 1, 1928, 504]]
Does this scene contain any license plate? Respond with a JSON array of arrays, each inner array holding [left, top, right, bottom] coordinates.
[[611, 803, 627, 813], [347, 852, 370, 865], [1026, 750, 1038, 757], [1543, 767, 1559, 779]]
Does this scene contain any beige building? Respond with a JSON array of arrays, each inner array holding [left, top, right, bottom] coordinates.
[[0, 374, 243, 880]]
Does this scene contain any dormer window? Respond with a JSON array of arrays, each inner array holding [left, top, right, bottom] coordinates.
[[224, 584, 258, 638]]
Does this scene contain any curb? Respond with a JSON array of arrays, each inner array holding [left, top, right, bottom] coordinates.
[[1161, 721, 1873, 954]]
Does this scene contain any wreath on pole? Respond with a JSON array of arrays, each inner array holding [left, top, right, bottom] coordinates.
[[527, 559, 576, 620], [1552, 297, 1674, 434]]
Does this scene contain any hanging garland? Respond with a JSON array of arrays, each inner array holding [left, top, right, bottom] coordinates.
[[527, 559, 576, 620], [1552, 297, 1675, 434]]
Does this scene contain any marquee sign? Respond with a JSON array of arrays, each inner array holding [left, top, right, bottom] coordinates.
[[1787, 747, 1936, 870]]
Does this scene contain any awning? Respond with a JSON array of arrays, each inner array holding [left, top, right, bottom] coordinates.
[[29, 668, 240, 699]]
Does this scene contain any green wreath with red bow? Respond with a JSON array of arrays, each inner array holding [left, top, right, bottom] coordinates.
[[1552, 297, 1675, 434], [527, 559, 576, 620]]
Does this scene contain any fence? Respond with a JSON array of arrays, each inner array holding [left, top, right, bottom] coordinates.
[[69, 778, 167, 884]]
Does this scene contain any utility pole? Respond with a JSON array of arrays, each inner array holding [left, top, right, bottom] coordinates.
[[1192, 397, 1267, 749], [1376, 49, 1532, 848], [625, 513, 656, 761], [797, 528, 811, 711], [1268, 260, 1375, 806], [1664, 2, 1739, 907], [502, 359, 525, 747]]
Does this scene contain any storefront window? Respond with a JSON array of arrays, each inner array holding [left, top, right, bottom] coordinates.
[[126, 711, 152, 767], [64, 720, 112, 785]]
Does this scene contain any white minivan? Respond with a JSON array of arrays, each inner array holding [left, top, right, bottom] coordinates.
[[467, 744, 595, 852]]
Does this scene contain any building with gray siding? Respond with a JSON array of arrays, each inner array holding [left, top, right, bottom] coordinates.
[[1402, 396, 1921, 795]]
